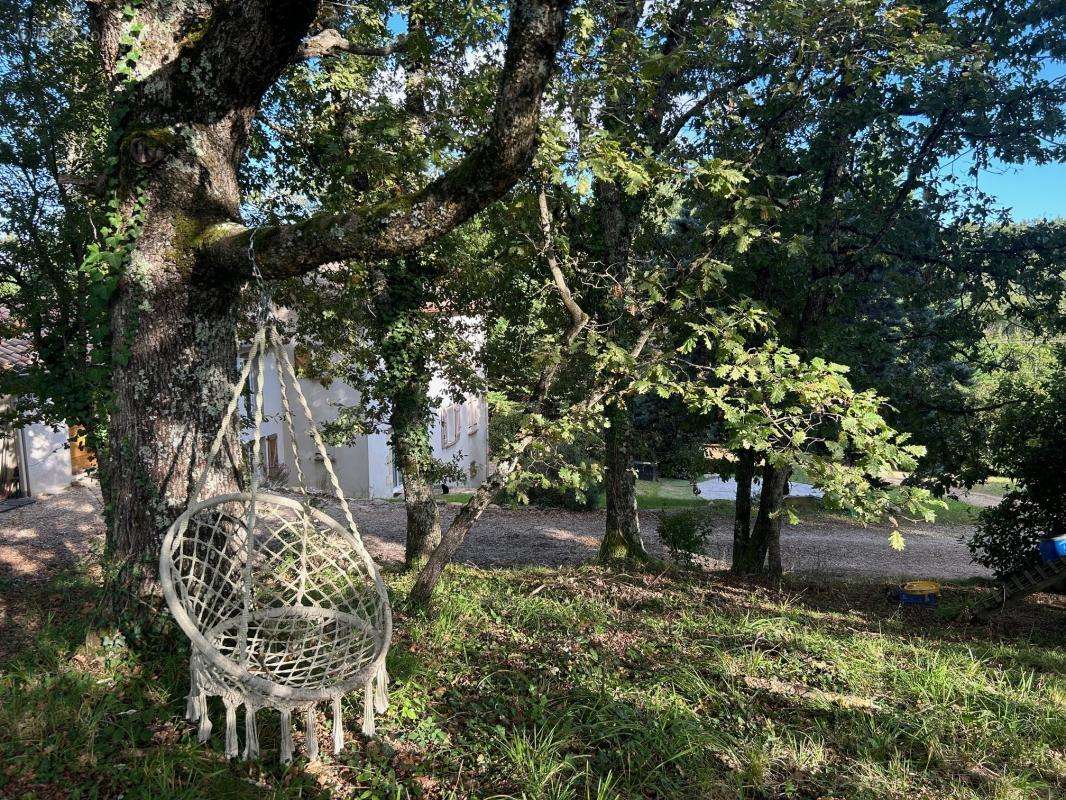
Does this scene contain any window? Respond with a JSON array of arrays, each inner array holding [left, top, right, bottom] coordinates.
[[440, 404, 461, 448], [262, 434, 279, 473], [466, 396, 481, 434]]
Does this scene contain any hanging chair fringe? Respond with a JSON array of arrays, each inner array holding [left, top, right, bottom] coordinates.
[[224, 699, 238, 759], [362, 681, 375, 738], [197, 697, 212, 743], [244, 705, 260, 760], [374, 665, 388, 714], [186, 664, 200, 722], [279, 709, 294, 764], [332, 696, 344, 754], [305, 708, 319, 761]]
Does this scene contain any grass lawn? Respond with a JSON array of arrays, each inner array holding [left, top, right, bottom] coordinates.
[[969, 477, 1017, 499], [633, 479, 708, 509], [1, 564, 1062, 799], [437, 480, 709, 510]]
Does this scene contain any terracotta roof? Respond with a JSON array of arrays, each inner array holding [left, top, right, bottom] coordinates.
[[0, 338, 34, 371]]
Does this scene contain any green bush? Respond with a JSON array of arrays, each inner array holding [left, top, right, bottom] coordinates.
[[968, 347, 1066, 577], [969, 494, 1048, 578], [658, 508, 714, 564]]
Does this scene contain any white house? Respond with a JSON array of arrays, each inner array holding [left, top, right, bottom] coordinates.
[[243, 344, 490, 501], [0, 334, 489, 504], [0, 338, 91, 502]]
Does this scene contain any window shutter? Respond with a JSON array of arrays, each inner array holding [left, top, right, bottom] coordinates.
[[68, 426, 96, 475]]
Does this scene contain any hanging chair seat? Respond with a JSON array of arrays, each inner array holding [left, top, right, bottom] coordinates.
[[159, 323, 393, 762], [161, 493, 389, 705]]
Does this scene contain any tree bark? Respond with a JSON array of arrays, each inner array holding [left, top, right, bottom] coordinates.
[[389, 384, 441, 569], [598, 401, 650, 562], [731, 448, 756, 568], [732, 464, 791, 575]]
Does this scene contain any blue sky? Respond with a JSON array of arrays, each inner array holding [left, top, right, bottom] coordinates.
[[949, 160, 1066, 222], [940, 62, 1066, 222]]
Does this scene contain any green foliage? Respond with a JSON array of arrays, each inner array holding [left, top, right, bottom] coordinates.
[[970, 498, 1049, 579], [969, 348, 1066, 577], [684, 0, 1066, 496], [659, 319, 940, 538], [0, 0, 150, 459], [657, 507, 714, 564]]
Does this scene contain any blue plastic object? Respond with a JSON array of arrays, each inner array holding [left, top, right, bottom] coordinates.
[[1037, 536, 1066, 563], [898, 590, 938, 607], [897, 580, 939, 607]]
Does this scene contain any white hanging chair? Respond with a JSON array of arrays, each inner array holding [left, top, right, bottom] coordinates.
[[160, 325, 392, 762]]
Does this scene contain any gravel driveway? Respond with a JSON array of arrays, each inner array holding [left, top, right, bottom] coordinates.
[[345, 498, 989, 582], [0, 483, 990, 591]]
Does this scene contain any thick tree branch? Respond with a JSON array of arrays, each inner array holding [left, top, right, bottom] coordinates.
[[127, 0, 319, 124], [298, 29, 409, 59], [204, 0, 571, 280]]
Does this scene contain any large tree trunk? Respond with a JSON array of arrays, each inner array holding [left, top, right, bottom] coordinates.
[[732, 464, 790, 576], [598, 401, 650, 562], [94, 2, 317, 575], [389, 384, 441, 569], [102, 125, 256, 560]]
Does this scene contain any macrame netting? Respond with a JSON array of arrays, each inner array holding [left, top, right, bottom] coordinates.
[[160, 325, 392, 762]]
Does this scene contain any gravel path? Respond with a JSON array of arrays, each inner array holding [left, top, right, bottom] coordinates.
[[0, 484, 990, 594], [345, 499, 989, 582], [0, 482, 102, 582]]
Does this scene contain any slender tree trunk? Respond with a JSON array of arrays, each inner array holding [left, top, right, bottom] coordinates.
[[598, 401, 649, 562], [732, 464, 791, 575], [731, 448, 756, 569], [389, 385, 441, 569], [409, 435, 533, 607]]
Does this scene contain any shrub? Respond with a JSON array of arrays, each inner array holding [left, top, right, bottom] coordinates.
[[968, 347, 1066, 577], [658, 507, 714, 564], [970, 493, 1055, 579]]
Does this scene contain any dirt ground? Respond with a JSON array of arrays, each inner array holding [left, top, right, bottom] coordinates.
[[0, 481, 989, 583], [348, 497, 990, 582], [0, 481, 995, 655]]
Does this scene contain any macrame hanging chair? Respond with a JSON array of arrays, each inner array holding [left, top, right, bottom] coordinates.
[[159, 322, 392, 763]]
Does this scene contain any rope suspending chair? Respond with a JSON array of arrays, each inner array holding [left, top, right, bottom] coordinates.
[[159, 322, 392, 763]]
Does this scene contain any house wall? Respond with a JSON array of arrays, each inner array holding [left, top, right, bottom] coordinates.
[[366, 430, 398, 499], [246, 343, 489, 500], [20, 422, 73, 497], [429, 375, 490, 490], [247, 348, 373, 499], [287, 372, 371, 499]]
